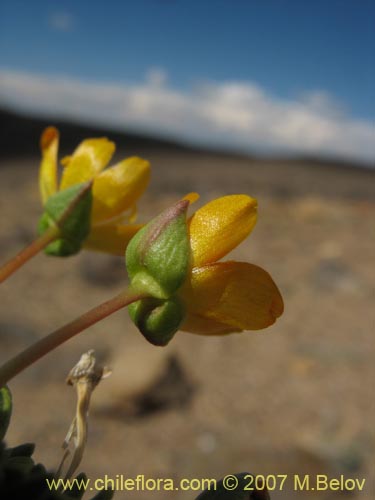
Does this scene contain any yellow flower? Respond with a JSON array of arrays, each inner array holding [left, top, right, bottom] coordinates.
[[39, 127, 150, 255], [179, 195, 284, 335]]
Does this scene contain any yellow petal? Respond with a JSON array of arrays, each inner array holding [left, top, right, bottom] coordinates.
[[189, 195, 257, 267], [61, 155, 72, 166], [39, 127, 59, 204], [180, 261, 284, 331], [91, 156, 150, 223], [183, 192, 200, 204], [83, 222, 142, 255], [180, 313, 241, 335], [60, 138, 115, 190]]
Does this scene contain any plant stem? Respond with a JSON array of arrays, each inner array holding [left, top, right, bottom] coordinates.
[[0, 289, 145, 387], [0, 182, 93, 285], [0, 226, 60, 284]]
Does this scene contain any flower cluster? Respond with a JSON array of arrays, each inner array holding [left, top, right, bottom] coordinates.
[[0, 124, 284, 499], [39, 127, 150, 255], [125, 194, 283, 345], [39, 127, 283, 344]]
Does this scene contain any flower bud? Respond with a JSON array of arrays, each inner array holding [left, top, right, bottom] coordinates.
[[37, 182, 93, 256]]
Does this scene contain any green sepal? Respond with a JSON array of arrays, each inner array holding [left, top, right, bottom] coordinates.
[[0, 385, 12, 440], [128, 296, 185, 346], [37, 183, 93, 257], [38, 213, 81, 256], [126, 200, 190, 299]]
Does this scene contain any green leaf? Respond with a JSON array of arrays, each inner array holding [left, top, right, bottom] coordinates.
[[195, 473, 270, 500], [8, 443, 35, 457], [90, 489, 114, 500], [0, 439, 113, 500], [6, 455, 35, 475], [38, 182, 93, 257], [64, 472, 87, 499], [0, 385, 12, 440]]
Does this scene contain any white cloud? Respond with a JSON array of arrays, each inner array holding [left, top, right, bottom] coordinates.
[[0, 68, 374, 164], [48, 12, 75, 33], [146, 67, 168, 87]]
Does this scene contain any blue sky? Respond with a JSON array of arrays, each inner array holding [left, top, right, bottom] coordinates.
[[0, 0, 374, 163]]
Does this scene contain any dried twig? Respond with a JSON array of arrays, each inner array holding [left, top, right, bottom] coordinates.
[[58, 350, 111, 480]]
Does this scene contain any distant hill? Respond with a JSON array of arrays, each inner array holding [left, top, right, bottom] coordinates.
[[0, 107, 374, 201], [0, 108, 191, 158], [0, 107, 371, 169]]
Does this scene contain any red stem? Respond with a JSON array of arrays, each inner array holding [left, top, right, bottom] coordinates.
[[0, 226, 59, 284], [0, 289, 145, 386]]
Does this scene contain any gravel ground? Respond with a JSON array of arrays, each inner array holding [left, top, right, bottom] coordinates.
[[0, 148, 374, 500]]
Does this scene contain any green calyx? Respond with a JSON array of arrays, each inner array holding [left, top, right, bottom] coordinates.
[[37, 182, 93, 257], [128, 297, 185, 346], [126, 199, 191, 345], [126, 199, 190, 299]]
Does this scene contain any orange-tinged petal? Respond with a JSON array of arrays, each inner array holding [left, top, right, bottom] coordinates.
[[39, 127, 59, 204], [60, 155, 72, 166], [180, 313, 241, 335], [60, 137, 115, 190], [183, 192, 200, 204], [180, 261, 283, 331], [83, 222, 142, 255], [91, 156, 150, 223], [189, 195, 257, 267]]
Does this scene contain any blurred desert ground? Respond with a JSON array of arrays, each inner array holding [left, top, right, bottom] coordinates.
[[0, 110, 374, 499]]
